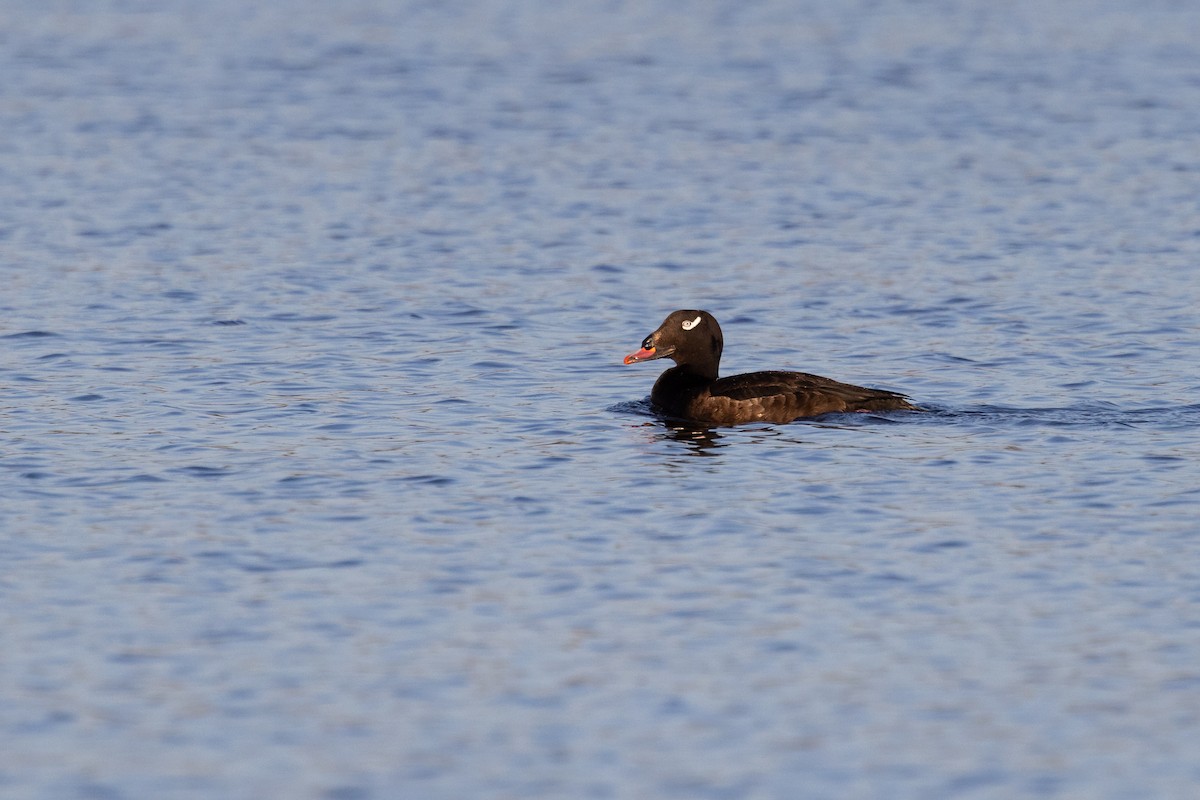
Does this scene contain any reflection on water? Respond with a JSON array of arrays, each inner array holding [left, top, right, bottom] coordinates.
[[660, 420, 727, 453]]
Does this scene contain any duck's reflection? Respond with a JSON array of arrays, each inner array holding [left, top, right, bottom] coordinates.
[[660, 420, 725, 453], [626, 418, 727, 455]]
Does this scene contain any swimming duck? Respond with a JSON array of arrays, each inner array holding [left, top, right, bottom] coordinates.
[[624, 310, 916, 425]]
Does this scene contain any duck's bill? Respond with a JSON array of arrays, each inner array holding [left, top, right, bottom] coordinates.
[[623, 346, 659, 364]]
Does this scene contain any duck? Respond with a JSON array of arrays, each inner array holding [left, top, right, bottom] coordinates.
[[623, 310, 916, 425]]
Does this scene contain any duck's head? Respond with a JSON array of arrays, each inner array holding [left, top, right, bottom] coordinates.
[[623, 309, 723, 379]]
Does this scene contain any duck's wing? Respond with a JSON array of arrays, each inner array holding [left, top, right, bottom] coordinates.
[[710, 370, 914, 413]]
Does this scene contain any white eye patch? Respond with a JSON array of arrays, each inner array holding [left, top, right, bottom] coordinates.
[[681, 315, 702, 331]]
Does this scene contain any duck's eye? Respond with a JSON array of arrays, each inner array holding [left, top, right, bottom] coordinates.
[[681, 315, 702, 331]]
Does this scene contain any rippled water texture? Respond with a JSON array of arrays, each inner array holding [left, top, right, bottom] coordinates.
[[3, 1, 1200, 798]]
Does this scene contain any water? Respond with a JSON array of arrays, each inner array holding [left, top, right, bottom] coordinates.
[[3, 1, 1200, 797]]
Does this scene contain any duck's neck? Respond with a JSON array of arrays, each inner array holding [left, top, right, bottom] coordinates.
[[653, 364, 715, 398], [650, 365, 710, 417], [671, 360, 718, 382]]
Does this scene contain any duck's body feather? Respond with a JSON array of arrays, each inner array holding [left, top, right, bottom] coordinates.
[[652, 366, 914, 425]]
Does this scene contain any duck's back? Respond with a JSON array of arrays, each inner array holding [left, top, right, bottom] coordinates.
[[660, 369, 915, 425]]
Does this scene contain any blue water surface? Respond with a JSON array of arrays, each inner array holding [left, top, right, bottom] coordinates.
[[3, 1, 1200, 798]]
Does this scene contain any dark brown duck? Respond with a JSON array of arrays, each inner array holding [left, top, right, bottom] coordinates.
[[624, 310, 917, 425]]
